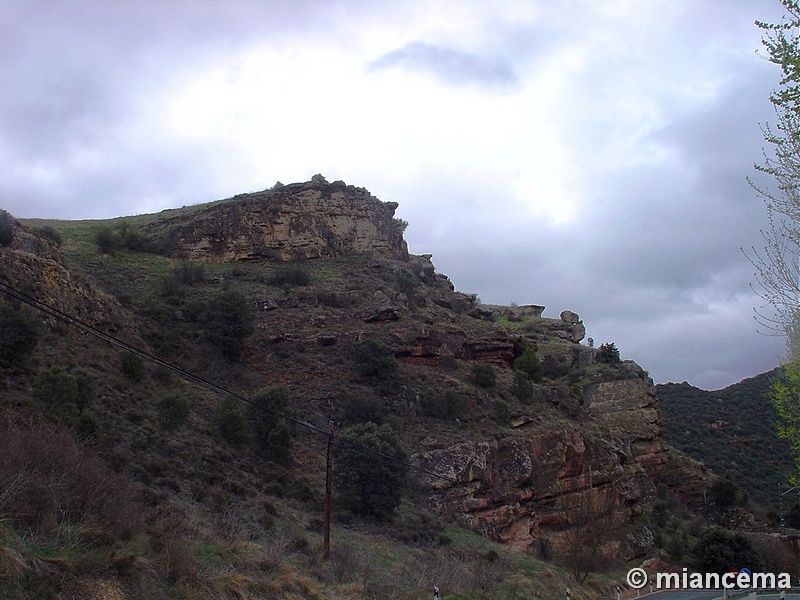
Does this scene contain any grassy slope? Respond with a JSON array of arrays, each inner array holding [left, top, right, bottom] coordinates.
[[1, 216, 638, 598]]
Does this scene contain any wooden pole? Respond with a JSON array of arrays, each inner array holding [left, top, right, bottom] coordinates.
[[323, 419, 334, 560]]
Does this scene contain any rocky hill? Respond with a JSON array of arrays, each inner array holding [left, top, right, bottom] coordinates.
[[658, 371, 794, 515], [0, 178, 710, 598]]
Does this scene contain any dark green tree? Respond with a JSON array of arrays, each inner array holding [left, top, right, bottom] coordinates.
[[493, 400, 512, 427], [350, 339, 398, 379], [200, 290, 254, 360], [597, 342, 621, 364], [691, 526, 761, 574], [119, 351, 145, 381], [420, 387, 466, 420], [708, 474, 740, 510], [511, 370, 534, 403], [33, 366, 82, 425], [0, 210, 13, 246], [215, 396, 247, 444], [334, 422, 408, 518], [247, 385, 294, 463], [342, 392, 386, 425], [0, 304, 38, 366], [513, 345, 543, 383], [157, 392, 191, 431], [470, 363, 496, 388]]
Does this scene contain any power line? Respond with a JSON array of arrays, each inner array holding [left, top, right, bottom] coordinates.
[[0, 281, 458, 485]]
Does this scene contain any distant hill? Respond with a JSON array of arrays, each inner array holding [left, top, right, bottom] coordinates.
[[657, 370, 795, 514]]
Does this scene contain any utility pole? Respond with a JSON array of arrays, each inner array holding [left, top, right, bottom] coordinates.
[[323, 419, 335, 560]]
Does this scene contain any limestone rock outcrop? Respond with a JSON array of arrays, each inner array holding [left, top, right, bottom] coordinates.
[[0, 218, 131, 336], [141, 177, 409, 262]]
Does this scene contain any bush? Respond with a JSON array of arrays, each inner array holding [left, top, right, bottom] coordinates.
[[0, 210, 13, 246], [342, 393, 387, 425], [597, 342, 621, 364], [95, 222, 152, 254], [420, 388, 466, 420], [513, 345, 543, 383], [511, 370, 533, 403], [247, 386, 294, 463], [33, 366, 89, 425], [33, 225, 62, 246], [119, 351, 146, 381], [351, 339, 398, 379], [334, 422, 408, 518], [470, 363, 496, 389], [215, 396, 247, 444], [493, 400, 512, 427], [161, 262, 206, 297], [0, 304, 38, 366], [200, 290, 254, 360], [269, 265, 310, 286], [157, 392, 191, 430], [691, 526, 761, 574], [0, 423, 134, 532]]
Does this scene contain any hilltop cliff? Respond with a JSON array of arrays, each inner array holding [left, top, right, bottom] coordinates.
[[141, 175, 408, 262]]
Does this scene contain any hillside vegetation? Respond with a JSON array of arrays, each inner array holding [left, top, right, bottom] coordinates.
[[658, 372, 795, 518], [0, 182, 787, 598]]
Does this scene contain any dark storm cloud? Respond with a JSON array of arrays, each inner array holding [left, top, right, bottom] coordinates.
[[368, 41, 518, 88]]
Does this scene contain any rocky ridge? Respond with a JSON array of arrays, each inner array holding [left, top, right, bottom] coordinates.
[[5, 177, 694, 565], [141, 175, 408, 262]]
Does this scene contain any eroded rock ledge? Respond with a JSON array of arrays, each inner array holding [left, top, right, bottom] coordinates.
[[142, 176, 409, 262]]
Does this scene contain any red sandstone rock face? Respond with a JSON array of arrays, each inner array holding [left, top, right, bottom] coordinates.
[[412, 376, 673, 557]]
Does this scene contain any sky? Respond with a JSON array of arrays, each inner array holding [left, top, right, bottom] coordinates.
[[1, 0, 794, 390]]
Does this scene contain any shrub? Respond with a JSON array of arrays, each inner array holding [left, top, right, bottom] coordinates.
[[351, 339, 398, 379], [161, 262, 206, 297], [157, 392, 191, 430], [440, 355, 458, 371], [0, 210, 13, 246], [200, 290, 254, 360], [493, 400, 512, 427], [597, 342, 621, 364], [334, 422, 408, 518], [95, 225, 120, 254], [342, 393, 387, 425], [0, 304, 38, 366], [470, 363, 496, 388], [0, 423, 134, 532], [691, 526, 761, 574], [395, 269, 419, 296], [420, 387, 466, 420], [119, 351, 146, 381], [33, 225, 62, 246], [269, 265, 310, 286], [513, 345, 543, 383], [173, 261, 206, 285], [511, 370, 533, 403], [247, 385, 294, 463], [95, 222, 152, 254], [33, 366, 82, 425], [215, 396, 247, 444]]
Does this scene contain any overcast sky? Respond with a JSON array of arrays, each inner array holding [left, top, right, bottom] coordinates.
[[1, 0, 793, 390]]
